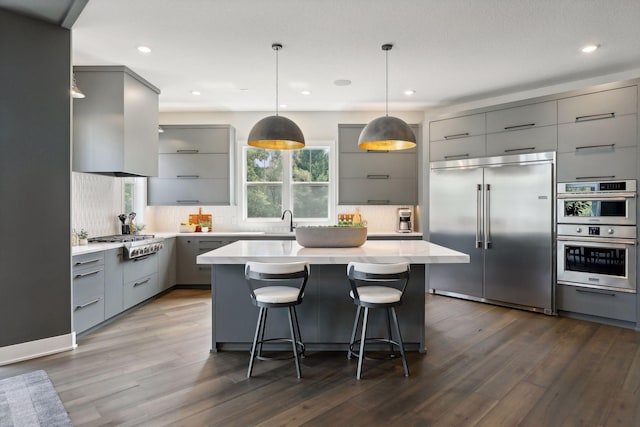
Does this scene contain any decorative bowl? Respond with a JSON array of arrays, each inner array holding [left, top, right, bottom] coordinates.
[[295, 226, 367, 248]]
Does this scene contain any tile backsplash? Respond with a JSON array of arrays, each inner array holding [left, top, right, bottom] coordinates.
[[72, 172, 122, 237]]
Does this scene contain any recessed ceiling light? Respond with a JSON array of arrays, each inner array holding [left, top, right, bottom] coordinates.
[[334, 79, 352, 86], [191, 90, 201, 96], [301, 90, 311, 95], [280, 104, 288, 108], [404, 90, 416, 96], [137, 45, 152, 54], [581, 44, 599, 53]]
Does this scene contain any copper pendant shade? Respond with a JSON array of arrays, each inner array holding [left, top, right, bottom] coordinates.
[[358, 44, 416, 151], [248, 43, 305, 150]]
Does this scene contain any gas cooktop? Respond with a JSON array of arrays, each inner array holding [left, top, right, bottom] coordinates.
[[88, 234, 164, 259], [88, 234, 155, 243]]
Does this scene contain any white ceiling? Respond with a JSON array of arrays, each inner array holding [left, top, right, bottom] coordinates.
[[70, 0, 640, 113]]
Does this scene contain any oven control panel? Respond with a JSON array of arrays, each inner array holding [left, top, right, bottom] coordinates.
[[559, 224, 636, 239]]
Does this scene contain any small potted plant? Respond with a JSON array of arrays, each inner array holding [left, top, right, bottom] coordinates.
[[78, 229, 89, 245], [200, 220, 211, 232]]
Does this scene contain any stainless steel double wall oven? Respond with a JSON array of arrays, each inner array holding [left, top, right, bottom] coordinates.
[[557, 180, 637, 293]]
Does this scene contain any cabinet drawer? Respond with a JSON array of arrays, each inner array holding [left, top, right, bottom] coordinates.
[[558, 86, 638, 124], [123, 252, 158, 283], [339, 124, 419, 153], [556, 284, 636, 322], [73, 266, 105, 333], [158, 125, 232, 154], [72, 252, 105, 273], [486, 125, 557, 156], [339, 178, 417, 205], [557, 146, 637, 182], [124, 273, 159, 309], [73, 296, 105, 333], [339, 153, 417, 179], [430, 135, 486, 161], [558, 113, 637, 153], [430, 113, 485, 142], [486, 101, 557, 133], [158, 154, 229, 179], [147, 178, 230, 206]]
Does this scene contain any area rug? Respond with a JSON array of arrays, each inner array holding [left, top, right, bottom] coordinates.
[[0, 370, 72, 427]]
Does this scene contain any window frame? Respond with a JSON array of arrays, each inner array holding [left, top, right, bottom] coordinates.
[[241, 140, 336, 225]]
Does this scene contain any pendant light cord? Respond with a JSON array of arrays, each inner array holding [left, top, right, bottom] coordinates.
[[385, 47, 389, 117], [275, 45, 279, 116]]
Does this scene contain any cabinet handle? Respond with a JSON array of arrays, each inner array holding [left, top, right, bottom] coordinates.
[[575, 112, 615, 122], [575, 143, 615, 151], [444, 153, 470, 159], [367, 150, 389, 153], [74, 269, 101, 279], [504, 147, 535, 153], [503, 123, 535, 130], [198, 266, 211, 271], [443, 132, 470, 140], [75, 297, 102, 311], [176, 175, 200, 179], [575, 175, 616, 180], [176, 200, 200, 203], [367, 199, 390, 205], [133, 278, 151, 287], [575, 288, 616, 297], [133, 253, 155, 262], [176, 149, 199, 154], [366, 174, 390, 179], [74, 258, 101, 266]]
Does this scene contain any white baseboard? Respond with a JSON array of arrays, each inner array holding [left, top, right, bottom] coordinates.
[[0, 333, 75, 366]]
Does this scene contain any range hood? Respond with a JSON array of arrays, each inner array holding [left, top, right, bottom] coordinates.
[[72, 66, 160, 177]]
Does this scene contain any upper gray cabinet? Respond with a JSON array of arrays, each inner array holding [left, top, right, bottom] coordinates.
[[557, 86, 637, 124], [148, 124, 236, 206], [72, 66, 160, 177], [429, 113, 486, 161], [338, 123, 419, 205], [485, 101, 558, 156]]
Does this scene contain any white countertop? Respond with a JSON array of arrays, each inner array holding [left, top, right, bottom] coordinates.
[[196, 239, 469, 265]]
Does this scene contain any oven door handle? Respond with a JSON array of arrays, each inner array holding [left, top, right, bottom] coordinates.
[[557, 193, 636, 200], [557, 236, 637, 245]]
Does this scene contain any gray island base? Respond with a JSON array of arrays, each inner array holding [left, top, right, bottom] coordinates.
[[197, 240, 469, 353]]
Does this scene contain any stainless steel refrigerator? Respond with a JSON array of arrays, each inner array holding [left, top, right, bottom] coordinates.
[[429, 152, 554, 314]]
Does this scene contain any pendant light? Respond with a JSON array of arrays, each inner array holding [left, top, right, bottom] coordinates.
[[248, 43, 305, 150], [358, 44, 416, 151], [71, 74, 85, 99]]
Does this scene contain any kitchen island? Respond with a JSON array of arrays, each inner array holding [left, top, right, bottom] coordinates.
[[197, 240, 468, 352]]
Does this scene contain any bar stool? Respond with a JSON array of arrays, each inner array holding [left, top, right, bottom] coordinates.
[[245, 261, 309, 378], [346, 262, 410, 380]]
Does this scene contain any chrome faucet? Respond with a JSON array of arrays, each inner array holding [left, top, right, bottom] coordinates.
[[281, 209, 294, 232]]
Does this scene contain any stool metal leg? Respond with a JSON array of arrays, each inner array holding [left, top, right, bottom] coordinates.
[[356, 307, 369, 380], [258, 307, 268, 358], [287, 306, 302, 378], [390, 306, 409, 377], [292, 306, 304, 358], [348, 305, 362, 360], [248, 307, 265, 378], [386, 308, 394, 352]]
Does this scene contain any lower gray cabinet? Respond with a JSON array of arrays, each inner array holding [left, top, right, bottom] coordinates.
[[72, 253, 105, 334], [123, 252, 159, 309], [177, 237, 235, 285], [158, 237, 176, 291], [556, 284, 636, 323], [104, 248, 124, 318]]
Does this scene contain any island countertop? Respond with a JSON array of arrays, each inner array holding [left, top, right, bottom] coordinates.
[[197, 239, 469, 265]]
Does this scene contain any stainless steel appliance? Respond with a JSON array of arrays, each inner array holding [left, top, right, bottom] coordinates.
[[557, 180, 637, 225], [397, 208, 413, 233], [556, 179, 637, 293], [88, 234, 164, 259], [429, 152, 554, 314]]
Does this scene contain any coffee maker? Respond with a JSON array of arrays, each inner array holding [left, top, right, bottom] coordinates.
[[397, 208, 412, 233]]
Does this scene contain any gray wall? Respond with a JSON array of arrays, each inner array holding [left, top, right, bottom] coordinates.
[[0, 9, 71, 347]]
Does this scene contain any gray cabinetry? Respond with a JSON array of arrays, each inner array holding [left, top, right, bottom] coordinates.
[[430, 113, 485, 141], [158, 237, 176, 291], [338, 124, 419, 205], [556, 284, 636, 323], [148, 125, 236, 206], [123, 253, 159, 309], [486, 101, 557, 133], [104, 248, 124, 319], [557, 85, 638, 182], [429, 114, 486, 161], [177, 237, 235, 285], [72, 252, 105, 334], [73, 66, 160, 177], [430, 135, 485, 162]]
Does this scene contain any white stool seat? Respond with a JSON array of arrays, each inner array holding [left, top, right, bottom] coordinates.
[[350, 286, 402, 304], [254, 286, 302, 304]]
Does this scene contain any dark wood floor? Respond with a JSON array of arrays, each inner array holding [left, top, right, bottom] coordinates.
[[2, 289, 639, 426]]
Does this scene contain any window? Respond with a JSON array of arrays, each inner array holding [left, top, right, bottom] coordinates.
[[122, 177, 146, 225], [243, 143, 333, 221]]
